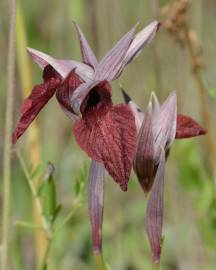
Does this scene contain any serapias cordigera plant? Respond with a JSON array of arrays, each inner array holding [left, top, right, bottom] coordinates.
[[12, 20, 160, 258]]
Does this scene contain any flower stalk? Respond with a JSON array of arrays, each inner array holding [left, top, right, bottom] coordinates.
[[16, 1, 46, 265], [1, 1, 17, 270], [16, 151, 55, 270], [151, 262, 160, 270], [16, 150, 86, 269], [94, 253, 107, 270]]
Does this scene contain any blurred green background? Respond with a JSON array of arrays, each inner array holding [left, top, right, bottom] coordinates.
[[1, 0, 216, 269]]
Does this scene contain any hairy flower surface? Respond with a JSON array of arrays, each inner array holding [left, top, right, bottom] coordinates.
[[13, 21, 160, 191]]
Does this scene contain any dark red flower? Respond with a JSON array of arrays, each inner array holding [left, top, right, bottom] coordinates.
[[13, 22, 159, 253], [13, 21, 160, 191], [13, 21, 160, 255]]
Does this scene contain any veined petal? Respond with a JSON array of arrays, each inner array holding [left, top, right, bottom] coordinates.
[[56, 69, 83, 120], [88, 160, 105, 254], [134, 105, 154, 192], [94, 25, 137, 81], [74, 22, 98, 69], [176, 114, 207, 139], [153, 91, 177, 161], [12, 65, 61, 144], [27, 47, 94, 81], [145, 148, 165, 264], [58, 60, 94, 81], [73, 104, 137, 191], [124, 21, 161, 66], [121, 87, 144, 131]]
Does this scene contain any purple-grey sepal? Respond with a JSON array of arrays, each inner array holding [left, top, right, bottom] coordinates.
[[133, 105, 154, 192], [88, 160, 105, 254], [73, 22, 98, 69], [145, 148, 165, 264], [26, 47, 94, 81]]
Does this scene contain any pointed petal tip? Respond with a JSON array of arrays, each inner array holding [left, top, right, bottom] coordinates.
[[73, 21, 98, 68], [26, 46, 33, 52], [148, 20, 161, 32], [156, 21, 162, 32], [12, 133, 17, 145], [120, 183, 128, 192], [201, 127, 208, 135], [72, 20, 81, 32], [26, 47, 41, 57], [176, 114, 207, 139], [150, 91, 159, 103], [26, 46, 31, 52], [166, 90, 177, 105], [120, 87, 131, 104]]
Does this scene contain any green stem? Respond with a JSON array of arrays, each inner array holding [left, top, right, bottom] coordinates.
[[1, 1, 17, 270], [55, 198, 82, 234], [15, 221, 44, 230], [151, 261, 160, 270], [17, 151, 55, 270], [94, 253, 106, 270], [16, 151, 52, 238], [39, 238, 53, 270]]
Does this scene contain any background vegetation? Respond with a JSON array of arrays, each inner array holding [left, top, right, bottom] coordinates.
[[0, 0, 216, 269]]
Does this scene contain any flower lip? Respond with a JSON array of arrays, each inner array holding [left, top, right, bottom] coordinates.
[[80, 81, 112, 115]]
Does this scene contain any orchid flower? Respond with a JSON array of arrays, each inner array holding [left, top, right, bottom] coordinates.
[[122, 89, 207, 192], [13, 21, 160, 255], [122, 89, 207, 263], [13, 20, 160, 191]]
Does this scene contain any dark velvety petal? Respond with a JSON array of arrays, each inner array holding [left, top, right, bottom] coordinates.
[[80, 81, 112, 115], [12, 65, 61, 144], [88, 160, 105, 254], [123, 21, 160, 66], [70, 80, 102, 115], [153, 91, 177, 162], [175, 114, 207, 139], [94, 25, 137, 81], [73, 104, 137, 191], [74, 22, 98, 69], [121, 87, 144, 131], [134, 107, 154, 193], [27, 47, 94, 81], [145, 149, 165, 264], [56, 69, 83, 118]]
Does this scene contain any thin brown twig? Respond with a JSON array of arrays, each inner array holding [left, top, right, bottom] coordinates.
[[151, 0, 164, 99], [182, 23, 216, 189]]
